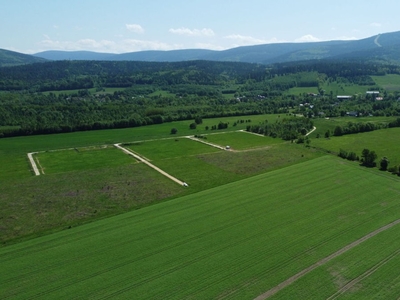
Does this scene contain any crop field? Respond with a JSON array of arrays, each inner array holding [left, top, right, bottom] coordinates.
[[372, 74, 400, 91], [35, 146, 137, 174], [270, 224, 400, 299], [202, 131, 283, 150], [311, 127, 400, 167], [1, 156, 399, 299]]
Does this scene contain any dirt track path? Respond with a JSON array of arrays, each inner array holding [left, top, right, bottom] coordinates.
[[254, 218, 400, 300], [186, 136, 227, 150], [27, 152, 40, 176], [114, 144, 187, 186]]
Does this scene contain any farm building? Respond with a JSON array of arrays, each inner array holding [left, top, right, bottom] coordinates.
[[337, 95, 352, 100]]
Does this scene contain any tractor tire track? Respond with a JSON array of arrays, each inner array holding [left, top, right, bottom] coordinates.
[[254, 218, 400, 300]]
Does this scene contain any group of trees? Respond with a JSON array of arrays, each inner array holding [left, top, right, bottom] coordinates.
[[333, 122, 384, 136], [246, 117, 313, 141], [338, 148, 399, 174], [2, 58, 400, 138]]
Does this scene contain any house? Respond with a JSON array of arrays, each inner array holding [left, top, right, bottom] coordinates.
[[337, 95, 352, 100]]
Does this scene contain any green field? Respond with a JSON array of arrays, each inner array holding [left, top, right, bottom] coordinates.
[[202, 131, 283, 150], [311, 127, 400, 167], [125, 137, 220, 160], [372, 74, 400, 91], [271, 224, 400, 299], [36, 146, 137, 174], [1, 156, 399, 299], [0, 115, 322, 244]]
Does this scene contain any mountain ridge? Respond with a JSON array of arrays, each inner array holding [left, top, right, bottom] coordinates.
[[1, 30, 400, 67]]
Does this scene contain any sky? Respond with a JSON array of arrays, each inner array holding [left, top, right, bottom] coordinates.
[[1, 0, 399, 54]]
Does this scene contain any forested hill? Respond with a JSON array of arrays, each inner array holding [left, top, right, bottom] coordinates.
[[32, 31, 400, 64], [0, 49, 47, 67], [0, 60, 266, 91]]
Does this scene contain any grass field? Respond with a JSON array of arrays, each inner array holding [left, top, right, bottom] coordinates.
[[0, 114, 285, 182], [309, 116, 397, 140], [311, 127, 400, 167], [372, 74, 400, 91], [202, 131, 283, 150], [0, 115, 322, 244], [1, 156, 399, 299], [125, 137, 220, 160], [36, 146, 137, 174]]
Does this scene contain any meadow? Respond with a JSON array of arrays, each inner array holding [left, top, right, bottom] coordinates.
[[311, 127, 400, 167], [0, 114, 322, 244], [1, 156, 399, 299], [202, 131, 283, 150], [36, 146, 137, 174], [372, 74, 400, 91]]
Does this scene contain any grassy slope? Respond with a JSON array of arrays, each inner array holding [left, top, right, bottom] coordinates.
[[372, 74, 400, 91], [311, 127, 400, 166], [1, 156, 399, 299]]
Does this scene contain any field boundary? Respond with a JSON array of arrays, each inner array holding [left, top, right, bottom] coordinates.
[[114, 143, 187, 186], [254, 218, 400, 300]]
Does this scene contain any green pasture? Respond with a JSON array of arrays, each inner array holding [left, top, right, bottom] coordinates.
[[372, 74, 400, 91], [36, 146, 136, 174], [125, 137, 220, 161], [272, 224, 400, 299], [1, 156, 399, 299], [202, 131, 283, 150], [311, 127, 400, 167]]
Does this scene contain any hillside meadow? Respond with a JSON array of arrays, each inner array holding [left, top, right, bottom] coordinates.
[[1, 156, 399, 299]]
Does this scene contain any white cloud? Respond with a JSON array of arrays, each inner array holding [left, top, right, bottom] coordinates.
[[295, 34, 320, 42], [224, 34, 283, 47], [169, 27, 215, 37], [333, 36, 357, 41], [195, 43, 225, 50], [370, 22, 382, 28], [126, 24, 144, 34], [37, 36, 181, 53]]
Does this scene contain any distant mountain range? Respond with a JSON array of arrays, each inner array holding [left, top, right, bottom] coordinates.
[[1, 31, 400, 67]]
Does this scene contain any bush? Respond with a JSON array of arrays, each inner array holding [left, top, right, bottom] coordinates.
[[170, 128, 178, 134]]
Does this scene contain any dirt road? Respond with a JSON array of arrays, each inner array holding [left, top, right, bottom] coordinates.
[[114, 144, 187, 186], [27, 152, 40, 176], [254, 218, 400, 299], [186, 136, 227, 150]]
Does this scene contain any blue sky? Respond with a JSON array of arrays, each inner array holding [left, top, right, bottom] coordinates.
[[1, 0, 399, 54]]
